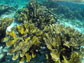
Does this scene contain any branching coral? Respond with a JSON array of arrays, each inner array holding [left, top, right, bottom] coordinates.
[[4, 23, 84, 63], [43, 24, 84, 63], [2, 1, 84, 63], [14, 1, 56, 29], [5, 23, 43, 63], [0, 17, 14, 40], [0, 17, 14, 62]]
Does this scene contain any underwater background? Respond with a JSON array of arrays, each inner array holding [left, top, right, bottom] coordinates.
[[0, 0, 84, 63]]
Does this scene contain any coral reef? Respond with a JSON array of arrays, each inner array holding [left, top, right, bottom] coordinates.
[[0, 17, 14, 63], [4, 23, 43, 63], [43, 1, 84, 20], [0, 1, 84, 63], [43, 24, 84, 63], [0, 17, 14, 40], [43, 1, 84, 34], [4, 23, 84, 63], [0, 4, 18, 16], [14, 1, 56, 29]]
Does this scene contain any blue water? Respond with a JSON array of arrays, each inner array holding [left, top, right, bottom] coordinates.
[[0, 0, 84, 63]]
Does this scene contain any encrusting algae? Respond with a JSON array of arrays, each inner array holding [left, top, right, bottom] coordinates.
[[1, 1, 84, 63]]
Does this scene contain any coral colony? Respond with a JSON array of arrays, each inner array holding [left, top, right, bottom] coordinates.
[[0, 1, 84, 63]]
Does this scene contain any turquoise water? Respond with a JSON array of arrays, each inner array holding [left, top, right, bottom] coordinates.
[[0, 0, 84, 63]]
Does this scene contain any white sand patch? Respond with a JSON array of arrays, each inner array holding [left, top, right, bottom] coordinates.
[[6, 21, 17, 32]]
